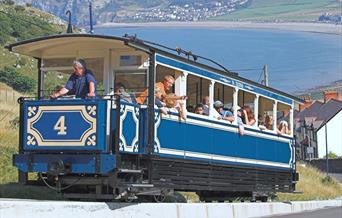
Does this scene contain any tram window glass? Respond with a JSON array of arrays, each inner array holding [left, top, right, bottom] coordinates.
[[214, 83, 234, 110], [120, 55, 142, 67], [83, 58, 104, 83], [258, 96, 275, 131], [277, 102, 291, 135], [114, 70, 147, 94], [43, 58, 75, 68], [238, 90, 256, 126], [186, 74, 210, 114]]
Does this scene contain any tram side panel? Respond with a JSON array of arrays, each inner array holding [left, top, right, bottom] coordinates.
[[153, 113, 295, 193]]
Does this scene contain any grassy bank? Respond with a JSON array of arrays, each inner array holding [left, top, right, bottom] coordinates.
[[277, 163, 342, 201]]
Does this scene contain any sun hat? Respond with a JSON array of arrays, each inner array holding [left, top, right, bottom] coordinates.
[[213, 100, 223, 108]]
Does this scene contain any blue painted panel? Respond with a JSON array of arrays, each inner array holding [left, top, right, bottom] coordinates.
[[32, 112, 91, 140], [22, 99, 107, 151], [122, 111, 136, 147], [14, 154, 116, 174], [156, 117, 291, 167], [156, 54, 293, 105]]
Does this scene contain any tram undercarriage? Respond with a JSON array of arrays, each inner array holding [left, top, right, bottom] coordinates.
[[39, 155, 296, 202]]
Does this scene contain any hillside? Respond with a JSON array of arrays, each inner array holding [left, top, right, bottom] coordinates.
[[212, 0, 342, 22], [0, 1, 67, 93], [10, 0, 342, 25]]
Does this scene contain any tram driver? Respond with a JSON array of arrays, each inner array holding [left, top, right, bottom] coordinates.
[[50, 59, 97, 99]]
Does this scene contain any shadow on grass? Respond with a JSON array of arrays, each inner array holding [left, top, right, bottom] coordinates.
[[0, 183, 63, 200]]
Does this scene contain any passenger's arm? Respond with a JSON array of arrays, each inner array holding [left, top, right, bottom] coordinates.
[[87, 81, 96, 97], [223, 116, 234, 122]]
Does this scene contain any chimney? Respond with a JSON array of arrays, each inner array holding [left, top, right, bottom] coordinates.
[[299, 95, 313, 111], [324, 90, 339, 102]]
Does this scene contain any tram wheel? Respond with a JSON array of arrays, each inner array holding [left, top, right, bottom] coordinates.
[[153, 194, 166, 203]]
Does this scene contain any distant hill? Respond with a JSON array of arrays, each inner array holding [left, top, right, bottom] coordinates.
[[9, 0, 342, 26], [212, 0, 342, 22]]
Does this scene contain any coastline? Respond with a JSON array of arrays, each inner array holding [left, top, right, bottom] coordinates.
[[97, 21, 342, 35]]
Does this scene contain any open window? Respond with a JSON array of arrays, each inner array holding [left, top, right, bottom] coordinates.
[[42, 57, 104, 98], [214, 83, 234, 111], [238, 90, 256, 126], [258, 96, 275, 131], [186, 74, 210, 115], [277, 102, 292, 135], [113, 54, 148, 101]]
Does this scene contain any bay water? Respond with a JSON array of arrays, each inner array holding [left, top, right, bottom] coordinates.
[[95, 27, 342, 93]]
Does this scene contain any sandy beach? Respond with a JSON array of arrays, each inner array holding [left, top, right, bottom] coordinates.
[[97, 21, 342, 35]]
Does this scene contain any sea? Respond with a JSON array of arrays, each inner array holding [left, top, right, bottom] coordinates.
[[95, 27, 342, 94]]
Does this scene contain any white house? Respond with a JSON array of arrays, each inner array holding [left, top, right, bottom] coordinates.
[[316, 106, 342, 158]]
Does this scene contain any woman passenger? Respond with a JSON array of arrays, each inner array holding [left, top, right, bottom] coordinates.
[[241, 105, 256, 126], [277, 120, 290, 135]]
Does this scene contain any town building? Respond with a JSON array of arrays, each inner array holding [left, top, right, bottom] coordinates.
[[295, 91, 342, 160]]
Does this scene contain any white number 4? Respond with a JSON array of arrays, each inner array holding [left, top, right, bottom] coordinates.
[[54, 116, 67, 135]]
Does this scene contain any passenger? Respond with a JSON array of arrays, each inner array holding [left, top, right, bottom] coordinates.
[[186, 105, 194, 113], [194, 103, 204, 115], [50, 59, 97, 99], [277, 120, 290, 135], [155, 86, 168, 115], [213, 100, 234, 122], [136, 75, 187, 120], [114, 83, 132, 103], [202, 96, 210, 115], [241, 105, 256, 126], [237, 108, 245, 135], [263, 115, 273, 130]]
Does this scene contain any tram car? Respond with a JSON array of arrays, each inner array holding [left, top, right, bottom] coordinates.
[[6, 33, 301, 202]]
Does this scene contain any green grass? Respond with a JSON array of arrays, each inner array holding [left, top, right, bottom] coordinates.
[[212, 0, 342, 21]]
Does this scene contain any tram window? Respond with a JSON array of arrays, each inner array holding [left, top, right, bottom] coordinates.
[[258, 96, 275, 131], [114, 70, 147, 93], [238, 90, 256, 126], [214, 83, 234, 111], [120, 55, 142, 67], [83, 58, 104, 83], [186, 74, 210, 114], [277, 102, 291, 135], [43, 58, 75, 68]]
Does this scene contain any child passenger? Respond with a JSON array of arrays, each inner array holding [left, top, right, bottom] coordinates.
[[194, 104, 205, 115]]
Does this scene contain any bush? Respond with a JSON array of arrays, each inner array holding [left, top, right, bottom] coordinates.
[[0, 66, 35, 93]]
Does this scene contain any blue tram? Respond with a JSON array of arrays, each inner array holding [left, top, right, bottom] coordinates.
[[6, 33, 302, 201]]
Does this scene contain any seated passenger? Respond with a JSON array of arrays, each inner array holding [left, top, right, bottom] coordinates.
[[50, 59, 97, 99], [136, 75, 187, 120], [259, 115, 273, 130], [114, 83, 132, 103], [277, 120, 290, 135], [241, 105, 256, 126], [237, 108, 245, 135], [202, 96, 210, 115], [213, 100, 234, 122], [186, 105, 194, 113], [194, 103, 204, 115]]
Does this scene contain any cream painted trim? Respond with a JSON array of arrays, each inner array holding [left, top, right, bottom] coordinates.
[[27, 106, 96, 146]]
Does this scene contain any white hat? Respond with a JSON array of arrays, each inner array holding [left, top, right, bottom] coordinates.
[[213, 100, 223, 108]]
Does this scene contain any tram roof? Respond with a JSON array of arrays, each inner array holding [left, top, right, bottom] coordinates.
[[5, 33, 304, 103]]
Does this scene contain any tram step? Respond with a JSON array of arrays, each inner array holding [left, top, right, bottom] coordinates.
[[118, 169, 143, 174], [128, 184, 154, 188]]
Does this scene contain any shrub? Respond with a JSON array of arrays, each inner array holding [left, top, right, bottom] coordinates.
[[0, 66, 35, 93]]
